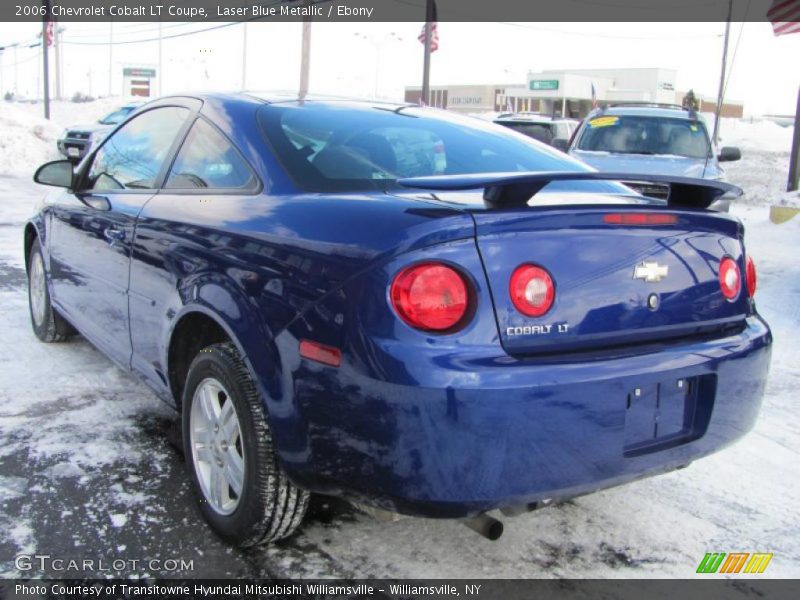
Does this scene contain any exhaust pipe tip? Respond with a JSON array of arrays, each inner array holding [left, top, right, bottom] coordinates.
[[461, 514, 504, 541]]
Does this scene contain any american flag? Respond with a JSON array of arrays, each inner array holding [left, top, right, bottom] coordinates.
[[418, 22, 439, 52], [591, 82, 598, 109], [768, 0, 800, 36], [417, 0, 439, 52], [45, 21, 54, 47]]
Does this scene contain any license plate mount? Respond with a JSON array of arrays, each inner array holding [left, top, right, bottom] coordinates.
[[624, 376, 705, 456]]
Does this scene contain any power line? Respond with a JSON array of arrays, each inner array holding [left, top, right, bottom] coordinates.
[[62, 21, 241, 46], [387, 0, 724, 40], [1, 50, 40, 69], [722, 1, 751, 101], [496, 21, 723, 41]]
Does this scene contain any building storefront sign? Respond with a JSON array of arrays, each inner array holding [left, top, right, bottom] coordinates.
[[529, 79, 559, 91]]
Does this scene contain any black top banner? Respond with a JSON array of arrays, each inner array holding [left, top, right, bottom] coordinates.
[[2, 0, 786, 23]]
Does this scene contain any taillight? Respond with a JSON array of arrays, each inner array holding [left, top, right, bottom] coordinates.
[[390, 262, 470, 332], [510, 264, 555, 317], [603, 213, 678, 226], [719, 257, 741, 300], [745, 256, 757, 297]]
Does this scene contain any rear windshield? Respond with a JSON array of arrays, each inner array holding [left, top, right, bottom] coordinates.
[[258, 103, 628, 194], [575, 115, 712, 159], [495, 121, 555, 144]]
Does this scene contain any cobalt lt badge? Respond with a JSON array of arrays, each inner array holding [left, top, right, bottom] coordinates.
[[633, 261, 669, 283]]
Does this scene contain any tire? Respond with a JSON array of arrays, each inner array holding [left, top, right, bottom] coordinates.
[[182, 342, 309, 546], [28, 239, 75, 343]]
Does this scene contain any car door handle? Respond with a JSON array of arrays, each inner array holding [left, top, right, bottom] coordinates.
[[104, 227, 126, 242]]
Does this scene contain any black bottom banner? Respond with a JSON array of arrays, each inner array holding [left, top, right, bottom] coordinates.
[[2, 579, 799, 600]]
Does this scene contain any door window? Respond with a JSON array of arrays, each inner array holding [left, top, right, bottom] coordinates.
[[84, 106, 191, 191], [165, 118, 256, 190]]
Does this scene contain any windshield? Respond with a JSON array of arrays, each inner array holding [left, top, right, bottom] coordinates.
[[575, 115, 712, 159], [259, 103, 629, 195], [495, 121, 555, 145], [99, 107, 134, 125]]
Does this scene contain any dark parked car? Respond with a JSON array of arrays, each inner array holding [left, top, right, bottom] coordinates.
[[494, 113, 579, 148], [57, 101, 144, 161], [28, 93, 771, 546]]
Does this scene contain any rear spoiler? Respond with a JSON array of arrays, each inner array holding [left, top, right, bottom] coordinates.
[[398, 171, 742, 209]]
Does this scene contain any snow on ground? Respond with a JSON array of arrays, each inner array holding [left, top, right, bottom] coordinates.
[[0, 117, 798, 578]]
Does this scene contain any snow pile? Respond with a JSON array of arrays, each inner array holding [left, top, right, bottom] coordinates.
[[0, 97, 140, 177], [717, 117, 794, 153], [777, 190, 800, 208], [0, 102, 62, 176]]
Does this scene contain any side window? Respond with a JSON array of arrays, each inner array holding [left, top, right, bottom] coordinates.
[[165, 119, 256, 190], [84, 106, 190, 191]]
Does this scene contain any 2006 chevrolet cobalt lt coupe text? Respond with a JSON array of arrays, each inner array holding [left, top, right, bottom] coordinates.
[[26, 93, 771, 545]]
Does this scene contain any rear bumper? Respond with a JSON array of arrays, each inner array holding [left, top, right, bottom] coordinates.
[[278, 316, 771, 518]]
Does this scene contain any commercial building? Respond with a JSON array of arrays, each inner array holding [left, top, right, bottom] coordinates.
[[404, 68, 744, 119]]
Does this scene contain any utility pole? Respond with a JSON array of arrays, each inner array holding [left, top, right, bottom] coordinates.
[[241, 22, 248, 90], [712, 0, 733, 145], [420, 0, 435, 105], [108, 21, 113, 96], [41, 1, 50, 119], [788, 86, 800, 192], [299, 18, 311, 101]]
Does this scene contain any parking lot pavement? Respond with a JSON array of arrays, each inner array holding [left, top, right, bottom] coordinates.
[[1, 173, 798, 579]]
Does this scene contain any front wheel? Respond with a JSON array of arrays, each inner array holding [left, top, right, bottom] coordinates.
[[28, 239, 75, 342], [182, 342, 309, 546]]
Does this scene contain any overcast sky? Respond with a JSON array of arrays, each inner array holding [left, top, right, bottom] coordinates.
[[0, 21, 798, 115]]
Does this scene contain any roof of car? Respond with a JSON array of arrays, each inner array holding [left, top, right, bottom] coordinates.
[[244, 91, 413, 108], [591, 105, 697, 120], [495, 113, 557, 123]]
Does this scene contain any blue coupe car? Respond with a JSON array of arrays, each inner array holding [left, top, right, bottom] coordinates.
[[27, 93, 771, 545]]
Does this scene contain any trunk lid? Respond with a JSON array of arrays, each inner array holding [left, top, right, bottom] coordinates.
[[471, 206, 749, 356]]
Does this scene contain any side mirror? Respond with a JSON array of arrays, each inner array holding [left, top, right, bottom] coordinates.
[[718, 146, 741, 162], [34, 160, 74, 188], [551, 138, 569, 152]]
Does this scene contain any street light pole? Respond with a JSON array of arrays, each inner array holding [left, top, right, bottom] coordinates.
[[53, 23, 60, 100], [158, 21, 163, 96], [241, 22, 248, 90], [354, 32, 402, 100], [41, 5, 50, 118], [299, 18, 311, 101]]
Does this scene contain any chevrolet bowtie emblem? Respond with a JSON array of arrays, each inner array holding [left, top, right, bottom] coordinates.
[[633, 261, 669, 282]]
